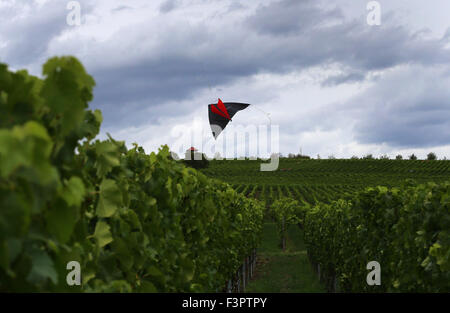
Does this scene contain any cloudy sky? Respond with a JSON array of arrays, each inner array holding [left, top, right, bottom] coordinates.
[[1, 0, 450, 159]]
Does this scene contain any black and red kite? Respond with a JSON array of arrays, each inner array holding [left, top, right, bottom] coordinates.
[[208, 99, 250, 139]]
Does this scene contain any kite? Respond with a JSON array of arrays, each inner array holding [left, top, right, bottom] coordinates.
[[208, 98, 250, 139]]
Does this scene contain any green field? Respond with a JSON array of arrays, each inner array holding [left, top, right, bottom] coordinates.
[[245, 223, 324, 293], [202, 159, 450, 205], [202, 158, 450, 292]]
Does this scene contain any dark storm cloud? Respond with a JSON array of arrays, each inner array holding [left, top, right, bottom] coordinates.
[[270, 64, 450, 149], [348, 67, 450, 148], [4, 0, 449, 106], [2, 0, 450, 150], [90, 52, 257, 128], [93, 56, 251, 104], [0, 0, 95, 67], [321, 71, 366, 87], [91, 0, 450, 119], [247, 0, 343, 36], [91, 8, 449, 128], [0, 1, 66, 66], [160, 0, 180, 13], [246, 0, 450, 76]]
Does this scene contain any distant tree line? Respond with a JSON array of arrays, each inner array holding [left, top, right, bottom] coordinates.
[[303, 152, 444, 160], [328, 152, 443, 160], [172, 149, 446, 164]]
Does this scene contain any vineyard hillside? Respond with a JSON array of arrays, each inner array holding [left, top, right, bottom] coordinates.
[[201, 159, 450, 205]]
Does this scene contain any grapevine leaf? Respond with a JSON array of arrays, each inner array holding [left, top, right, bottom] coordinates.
[[95, 141, 120, 177], [46, 198, 78, 244], [60, 176, 85, 207], [96, 179, 122, 218], [138, 281, 157, 292], [27, 248, 58, 285], [93, 221, 113, 248]]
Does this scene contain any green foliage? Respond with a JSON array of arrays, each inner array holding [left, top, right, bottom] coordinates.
[[286, 153, 310, 159], [0, 57, 264, 292], [271, 198, 300, 249], [303, 182, 450, 292], [427, 152, 437, 160], [409, 154, 418, 160], [203, 158, 450, 188], [203, 154, 450, 293]]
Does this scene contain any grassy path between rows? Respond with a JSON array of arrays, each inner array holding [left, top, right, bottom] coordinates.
[[246, 223, 325, 293]]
